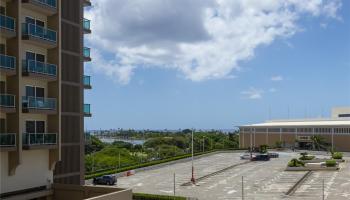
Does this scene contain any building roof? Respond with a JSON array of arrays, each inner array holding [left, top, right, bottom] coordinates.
[[240, 118, 350, 128]]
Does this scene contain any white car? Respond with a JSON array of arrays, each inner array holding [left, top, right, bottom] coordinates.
[[240, 153, 255, 160]]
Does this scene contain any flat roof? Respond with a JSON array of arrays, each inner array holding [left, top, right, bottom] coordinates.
[[240, 118, 350, 128]]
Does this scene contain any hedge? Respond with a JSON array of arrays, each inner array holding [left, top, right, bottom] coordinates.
[[85, 148, 246, 179], [332, 152, 343, 160], [133, 193, 186, 200], [326, 160, 337, 167]]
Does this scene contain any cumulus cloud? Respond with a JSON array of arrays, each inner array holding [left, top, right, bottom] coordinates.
[[86, 0, 342, 84], [241, 87, 264, 99], [271, 75, 284, 81]]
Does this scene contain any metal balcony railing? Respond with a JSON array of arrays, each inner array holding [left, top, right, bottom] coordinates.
[[84, 75, 91, 87], [0, 54, 16, 70], [22, 96, 56, 110], [0, 133, 16, 147], [22, 133, 57, 146], [84, 47, 91, 58], [33, 0, 57, 9], [22, 59, 57, 76], [84, 104, 91, 115], [83, 18, 91, 31], [22, 23, 57, 43], [0, 14, 15, 31], [0, 94, 15, 108]]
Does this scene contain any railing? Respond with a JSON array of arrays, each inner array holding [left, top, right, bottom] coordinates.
[[0, 133, 16, 147], [22, 133, 57, 146], [84, 104, 91, 115], [22, 59, 57, 76], [0, 14, 15, 31], [84, 75, 91, 86], [22, 96, 56, 110], [22, 23, 57, 43], [0, 54, 16, 70], [33, 0, 57, 9], [83, 18, 91, 31], [84, 47, 91, 58], [0, 94, 15, 108]]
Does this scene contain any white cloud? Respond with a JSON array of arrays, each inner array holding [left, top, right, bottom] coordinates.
[[271, 75, 284, 81], [241, 87, 264, 99], [86, 0, 342, 84], [269, 88, 277, 93]]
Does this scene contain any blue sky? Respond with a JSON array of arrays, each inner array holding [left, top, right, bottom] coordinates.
[[84, 0, 350, 130]]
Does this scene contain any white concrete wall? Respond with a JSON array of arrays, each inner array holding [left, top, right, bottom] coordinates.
[[332, 107, 350, 118], [0, 150, 53, 193]]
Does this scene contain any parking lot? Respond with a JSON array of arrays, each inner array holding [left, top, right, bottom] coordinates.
[[91, 151, 350, 200]]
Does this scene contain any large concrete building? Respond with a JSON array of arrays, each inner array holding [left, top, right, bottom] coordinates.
[[239, 107, 350, 152], [0, 0, 132, 199]]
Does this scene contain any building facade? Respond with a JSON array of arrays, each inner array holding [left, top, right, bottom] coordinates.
[[239, 107, 350, 152], [0, 0, 92, 198]]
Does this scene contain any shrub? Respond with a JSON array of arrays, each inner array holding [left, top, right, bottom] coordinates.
[[325, 160, 337, 167], [299, 155, 315, 160], [288, 158, 305, 167], [275, 141, 283, 148], [133, 193, 186, 200], [332, 152, 343, 160]]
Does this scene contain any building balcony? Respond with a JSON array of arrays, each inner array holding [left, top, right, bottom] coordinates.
[[22, 132, 57, 150], [83, 18, 91, 34], [0, 133, 16, 152], [0, 14, 16, 38], [84, 104, 91, 117], [83, 75, 92, 89], [83, 47, 91, 62], [22, 59, 57, 81], [22, 0, 57, 16], [22, 23, 57, 48], [0, 94, 16, 113], [0, 54, 16, 76], [83, 0, 92, 7], [22, 96, 57, 114]]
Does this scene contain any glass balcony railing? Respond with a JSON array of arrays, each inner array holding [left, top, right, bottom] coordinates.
[[83, 18, 91, 31], [22, 23, 57, 43], [84, 104, 91, 115], [33, 0, 57, 9], [84, 47, 91, 58], [23, 133, 57, 146], [0, 54, 16, 70], [83, 75, 91, 87], [0, 133, 16, 147], [0, 14, 15, 31], [0, 94, 15, 108], [22, 96, 56, 110], [22, 59, 57, 76]]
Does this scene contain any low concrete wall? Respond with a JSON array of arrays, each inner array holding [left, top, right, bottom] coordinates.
[[53, 184, 132, 200]]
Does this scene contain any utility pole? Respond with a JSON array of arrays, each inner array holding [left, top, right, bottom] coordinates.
[[242, 176, 244, 200], [118, 152, 121, 168], [191, 129, 196, 184], [173, 173, 176, 199], [322, 179, 325, 200]]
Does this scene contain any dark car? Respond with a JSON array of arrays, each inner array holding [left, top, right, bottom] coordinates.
[[93, 175, 116, 185], [251, 154, 270, 161], [268, 152, 279, 158]]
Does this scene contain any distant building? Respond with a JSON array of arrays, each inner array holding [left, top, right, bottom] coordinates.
[[239, 107, 350, 151]]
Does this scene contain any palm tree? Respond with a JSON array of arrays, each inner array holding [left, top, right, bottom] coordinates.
[[311, 135, 327, 151]]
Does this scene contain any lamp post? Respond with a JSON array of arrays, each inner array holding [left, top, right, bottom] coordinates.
[[191, 129, 196, 184]]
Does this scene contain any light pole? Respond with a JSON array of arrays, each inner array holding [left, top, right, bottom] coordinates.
[[191, 129, 196, 184]]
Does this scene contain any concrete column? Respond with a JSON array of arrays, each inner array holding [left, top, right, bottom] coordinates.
[[253, 128, 256, 147], [250, 127, 252, 151], [279, 128, 282, 142], [331, 128, 334, 151], [266, 128, 269, 145]]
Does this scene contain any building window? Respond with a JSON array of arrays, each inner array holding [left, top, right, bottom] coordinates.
[[26, 121, 45, 133], [339, 114, 350, 118], [25, 86, 45, 98]]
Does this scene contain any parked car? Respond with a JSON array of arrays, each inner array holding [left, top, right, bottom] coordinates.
[[240, 153, 255, 160], [251, 154, 270, 161], [93, 175, 116, 185], [268, 152, 279, 158]]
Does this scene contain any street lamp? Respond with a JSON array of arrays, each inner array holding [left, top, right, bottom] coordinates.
[[191, 129, 196, 184]]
